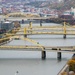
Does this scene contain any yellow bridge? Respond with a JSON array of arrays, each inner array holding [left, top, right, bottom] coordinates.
[[6, 22, 75, 38], [1, 12, 57, 20], [0, 36, 75, 52], [0, 22, 75, 60]]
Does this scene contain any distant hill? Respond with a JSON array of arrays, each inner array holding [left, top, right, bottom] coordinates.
[[25, 0, 58, 8], [62, 0, 75, 9], [50, 0, 75, 10]]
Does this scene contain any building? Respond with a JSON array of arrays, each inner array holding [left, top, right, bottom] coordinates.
[[1, 21, 14, 31], [2, 7, 7, 14], [71, 7, 75, 16]]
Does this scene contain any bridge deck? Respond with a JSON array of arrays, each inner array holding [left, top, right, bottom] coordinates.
[[0, 45, 75, 53]]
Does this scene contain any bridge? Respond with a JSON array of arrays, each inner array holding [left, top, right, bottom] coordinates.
[[0, 35, 75, 60], [0, 12, 57, 21], [1, 12, 74, 26], [5, 22, 75, 38], [0, 21, 75, 60], [0, 12, 75, 26]]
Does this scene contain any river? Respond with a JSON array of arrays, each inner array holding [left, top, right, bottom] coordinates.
[[0, 22, 74, 75]]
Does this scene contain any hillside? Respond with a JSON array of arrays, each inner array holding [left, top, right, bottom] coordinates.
[[50, 0, 75, 10]]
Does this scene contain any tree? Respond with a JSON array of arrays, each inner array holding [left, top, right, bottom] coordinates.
[[68, 59, 75, 71]]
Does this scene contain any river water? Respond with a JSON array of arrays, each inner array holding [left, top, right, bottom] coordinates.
[[0, 23, 74, 75]]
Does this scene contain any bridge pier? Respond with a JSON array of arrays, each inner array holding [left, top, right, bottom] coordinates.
[[57, 52, 62, 61], [42, 51, 46, 60], [63, 34, 66, 39], [40, 20, 42, 26], [24, 28, 27, 38], [24, 35, 27, 38], [22, 19, 24, 24]]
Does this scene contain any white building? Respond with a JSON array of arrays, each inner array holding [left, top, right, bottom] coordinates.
[[71, 7, 75, 16]]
